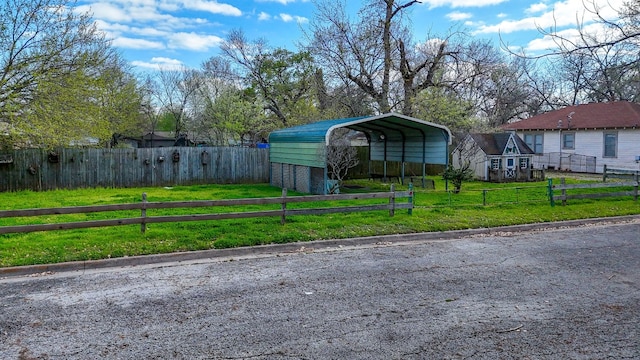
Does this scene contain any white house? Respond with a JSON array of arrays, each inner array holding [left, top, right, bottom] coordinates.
[[502, 101, 640, 173], [453, 132, 537, 182]]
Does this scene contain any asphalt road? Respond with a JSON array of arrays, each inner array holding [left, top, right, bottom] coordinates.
[[1, 219, 639, 359]]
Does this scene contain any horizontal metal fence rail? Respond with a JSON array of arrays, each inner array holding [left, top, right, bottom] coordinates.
[[0, 187, 413, 235], [549, 178, 639, 206]]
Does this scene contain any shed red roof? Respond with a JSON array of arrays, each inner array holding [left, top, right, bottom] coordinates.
[[502, 101, 640, 131]]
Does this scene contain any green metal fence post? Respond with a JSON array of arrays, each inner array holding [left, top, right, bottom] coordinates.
[[548, 178, 555, 207]]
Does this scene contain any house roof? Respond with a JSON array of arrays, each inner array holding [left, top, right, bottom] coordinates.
[[469, 133, 535, 155], [502, 101, 640, 131], [142, 132, 175, 140], [269, 112, 452, 145]]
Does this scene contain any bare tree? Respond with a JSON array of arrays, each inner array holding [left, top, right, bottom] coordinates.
[[150, 67, 203, 138], [324, 129, 359, 193], [512, 1, 640, 105], [309, 0, 466, 116]]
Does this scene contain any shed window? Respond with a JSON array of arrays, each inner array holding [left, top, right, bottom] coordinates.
[[519, 158, 529, 169], [491, 158, 501, 170]]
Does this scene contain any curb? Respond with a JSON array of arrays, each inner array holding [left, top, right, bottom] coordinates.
[[2, 215, 639, 278]]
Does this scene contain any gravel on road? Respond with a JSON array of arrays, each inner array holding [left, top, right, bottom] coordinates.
[[1, 219, 639, 359]]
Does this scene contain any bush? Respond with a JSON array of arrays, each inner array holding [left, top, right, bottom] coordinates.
[[442, 163, 474, 193]]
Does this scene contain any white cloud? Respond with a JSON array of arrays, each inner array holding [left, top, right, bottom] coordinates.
[[279, 13, 308, 23], [447, 11, 472, 21], [255, 0, 307, 4], [525, 22, 611, 52], [131, 57, 184, 71], [475, 0, 623, 35], [167, 32, 224, 51], [475, 17, 538, 34], [258, 12, 271, 21], [181, 0, 242, 16], [420, 0, 508, 8], [76, 3, 134, 22], [526, 3, 548, 14], [111, 37, 165, 50]]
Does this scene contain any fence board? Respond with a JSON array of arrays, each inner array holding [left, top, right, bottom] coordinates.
[[0, 147, 270, 192], [549, 177, 639, 206], [0, 189, 413, 234]]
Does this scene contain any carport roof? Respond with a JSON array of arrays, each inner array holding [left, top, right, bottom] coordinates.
[[269, 113, 452, 145]]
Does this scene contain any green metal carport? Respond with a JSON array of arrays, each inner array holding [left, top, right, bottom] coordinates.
[[268, 112, 452, 194]]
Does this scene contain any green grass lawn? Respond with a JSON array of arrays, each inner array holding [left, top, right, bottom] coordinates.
[[0, 176, 638, 267]]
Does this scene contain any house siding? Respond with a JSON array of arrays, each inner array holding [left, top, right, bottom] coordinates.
[[517, 129, 640, 173]]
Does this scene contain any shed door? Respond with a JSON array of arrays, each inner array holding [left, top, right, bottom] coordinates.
[[505, 157, 516, 178]]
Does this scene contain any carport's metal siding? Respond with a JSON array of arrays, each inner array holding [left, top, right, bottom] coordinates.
[[409, 128, 449, 164], [269, 142, 325, 167], [369, 128, 449, 164]]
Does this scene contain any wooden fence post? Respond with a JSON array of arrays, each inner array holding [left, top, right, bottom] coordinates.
[[548, 178, 555, 207], [603, 164, 608, 182], [407, 183, 413, 215], [634, 174, 638, 202], [389, 184, 395, 217], [281, 188, 287, 225], [141, 192, 147, 233]]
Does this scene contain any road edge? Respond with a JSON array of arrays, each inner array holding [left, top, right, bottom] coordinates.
[[2, 215, 639, 278]]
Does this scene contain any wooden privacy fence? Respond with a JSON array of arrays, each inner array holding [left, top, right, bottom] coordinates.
[[548, 178, 639, 206], [0, 185, 413, 235], [0, 147, 269, 192]]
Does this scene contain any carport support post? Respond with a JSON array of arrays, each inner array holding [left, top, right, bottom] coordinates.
[[383, 161, 388, 182]]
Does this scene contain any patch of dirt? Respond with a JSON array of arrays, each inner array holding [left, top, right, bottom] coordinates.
[[546, 170, 603, 181]]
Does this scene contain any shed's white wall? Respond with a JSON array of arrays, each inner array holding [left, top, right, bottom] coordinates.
[[452, 139, 488, 180]]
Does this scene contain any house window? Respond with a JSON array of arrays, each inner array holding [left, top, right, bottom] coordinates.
[[562, 132, 575, 150], [603, 132, 617, 158], [491, 158, 501, 170], [524, 133, 543, 154], [519, 158, 529, 169]]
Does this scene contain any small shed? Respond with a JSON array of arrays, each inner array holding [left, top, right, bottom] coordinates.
[[269, 113, 452, 194], [453, 132, 538, 182]]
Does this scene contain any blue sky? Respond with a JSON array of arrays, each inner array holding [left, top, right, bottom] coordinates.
[[74, 0, 625, 71]]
